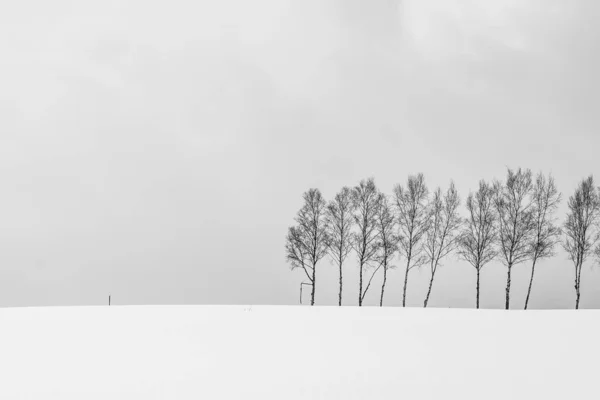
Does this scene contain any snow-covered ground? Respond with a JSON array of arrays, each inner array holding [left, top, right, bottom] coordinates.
[[0, 305, 597, 399]]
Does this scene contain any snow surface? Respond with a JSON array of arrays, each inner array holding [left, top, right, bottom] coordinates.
[[0, 305, 598, 399]]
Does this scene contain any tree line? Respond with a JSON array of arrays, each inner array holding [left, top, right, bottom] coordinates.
[[285, 168, 600, 309]]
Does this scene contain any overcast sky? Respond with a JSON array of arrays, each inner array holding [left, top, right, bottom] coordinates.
[[1, 0, 599, 309]]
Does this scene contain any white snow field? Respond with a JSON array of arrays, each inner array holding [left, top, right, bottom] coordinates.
[[0, 305, 598, 399]]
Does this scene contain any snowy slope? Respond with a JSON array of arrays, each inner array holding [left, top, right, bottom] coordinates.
[[0, 305, 597, 399]]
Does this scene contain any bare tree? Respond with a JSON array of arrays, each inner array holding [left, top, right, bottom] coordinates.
[[524, 173, 562, 310], [563, 176, 600, 309], [285, 226, 312, 304], [493, 168, 536, 310], [351, 178, 381, 306], [285, 188, 329, 306], [374, 193, 399, 307], [457, 180, 498, 309], [423, 182, 462, 308], [394, 173, 430, 307], [325, 187, 355, 306]]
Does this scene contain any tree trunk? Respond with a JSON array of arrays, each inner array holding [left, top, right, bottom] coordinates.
[[402, 260, 410, 307], [358, 263, 363, 307], [424, 268, 435, 308], [380, 267, 387, 307], [575, 271, 580, 309], [476, 269, 480, 309], [575, 263, 580, 310], [311, 262, 316, 306], [524, 258, 538, 310], [505, 264, 512, 310], [338, 260, 343, 307]]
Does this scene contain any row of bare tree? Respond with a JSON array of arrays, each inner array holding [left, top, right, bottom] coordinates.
[[285, 168, 600, 309]]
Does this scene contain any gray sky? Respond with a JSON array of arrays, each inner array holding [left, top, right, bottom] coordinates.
[[1, 0, 599, 309]]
